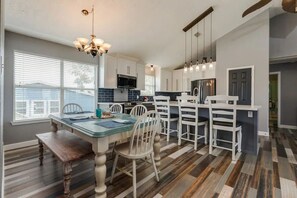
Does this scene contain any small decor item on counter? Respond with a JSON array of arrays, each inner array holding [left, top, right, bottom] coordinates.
[[96, 108, 102, 118], [143, 96, 148, 102]]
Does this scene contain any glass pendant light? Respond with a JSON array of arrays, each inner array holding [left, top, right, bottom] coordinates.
[[209, 13, 214, 70], [184, 33, 188, 73], [196, 23, 200, 71], [189, 28, 193, 72], [202, 18, 206, 71]]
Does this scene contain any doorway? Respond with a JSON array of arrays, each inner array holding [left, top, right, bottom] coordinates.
[[269, 72, 280, 128]]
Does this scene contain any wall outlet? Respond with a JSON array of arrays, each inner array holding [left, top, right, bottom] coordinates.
[[248, 111, 253, 118]]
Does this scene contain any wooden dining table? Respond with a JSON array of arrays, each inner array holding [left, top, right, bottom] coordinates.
[[49, 113, 161, 198]]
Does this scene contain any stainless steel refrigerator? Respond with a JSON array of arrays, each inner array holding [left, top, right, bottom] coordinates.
[[191, 78, 216, 103]]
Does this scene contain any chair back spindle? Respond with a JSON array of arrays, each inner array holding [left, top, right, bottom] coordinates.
[[130, 105, 147, 117], [110, 103, 123, 113], [62, 103, 83, 114]]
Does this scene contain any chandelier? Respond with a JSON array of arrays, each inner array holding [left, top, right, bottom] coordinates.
[[73, 4, 111, 57]]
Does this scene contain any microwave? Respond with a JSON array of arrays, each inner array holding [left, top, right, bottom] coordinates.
[[117, 74, 137, 89]]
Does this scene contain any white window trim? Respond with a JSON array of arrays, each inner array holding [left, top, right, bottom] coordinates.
[[226, 65, 255, 107], [13, 50, 98, 124], [48, 100, 60, 114]]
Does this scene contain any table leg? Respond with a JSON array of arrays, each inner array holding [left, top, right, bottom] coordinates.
[[154, 133, 161, 171], [38, 140, 44, 166], [93, 139, 109, 198], [51, 119, 58, 132]]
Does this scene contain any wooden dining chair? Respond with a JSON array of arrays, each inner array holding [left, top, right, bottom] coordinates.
[[62, 103, 83, 114], [206, 95, 242, 161], [110, 103, 123, 113], [177, 95, 208, 150], [130, 105, 147, 117], [110, 110, 160, 198]]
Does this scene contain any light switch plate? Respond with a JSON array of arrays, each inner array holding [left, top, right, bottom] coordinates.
[[248, 111, 253, 118]]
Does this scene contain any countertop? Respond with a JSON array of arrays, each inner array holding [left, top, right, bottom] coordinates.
[[168, 101, 261, 111]]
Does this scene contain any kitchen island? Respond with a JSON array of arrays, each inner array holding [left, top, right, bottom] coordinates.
[[168, 101, 261, 155]]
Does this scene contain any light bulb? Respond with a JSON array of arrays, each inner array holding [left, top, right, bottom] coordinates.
[[184, 62, 188, 73], [189, 61, 193, 72], [150, 65, 154, 71], [202, 60, 206, 70], [209, 57, 213, 70], [196, 65, 200, 71]]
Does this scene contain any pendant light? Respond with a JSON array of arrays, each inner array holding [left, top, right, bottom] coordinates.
[[196, 23, 200, 71], [184, 32, 188, 73], [189, 28, 193, 72], [209, 12, 214, 70], [202, 19, 206, 71]]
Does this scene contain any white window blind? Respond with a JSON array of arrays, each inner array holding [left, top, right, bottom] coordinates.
[[14, 51, 97, 122]]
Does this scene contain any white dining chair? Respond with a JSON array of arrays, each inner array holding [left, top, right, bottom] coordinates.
[[62, 103, 83, 114], [130, 105, 147, 117], [110, 103, 123, 113], [110, 110, 160, 198], [153, 96, 179, 142], [205, 95, 242, 161], [177, 95, 208, 150]]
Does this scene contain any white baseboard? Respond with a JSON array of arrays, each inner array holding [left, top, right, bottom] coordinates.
[[4, 139, 38, 151], [258, 131, 269, 137], [279, 124, 297, 130]]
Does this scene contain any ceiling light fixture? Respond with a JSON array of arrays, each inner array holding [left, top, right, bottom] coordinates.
[[189, 28, 193, 72], [150, 65, 154, 71], [196, 23, 200, 71], [209, 12, 214, 70], [202, 19, 206, 70], [73, 4, 111, 57], [184, 33, 188, 73]]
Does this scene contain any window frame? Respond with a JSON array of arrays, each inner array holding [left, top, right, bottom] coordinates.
[[141, 74, 155, 96], [12, 50, 98, 124], [48, 100, 60, 114]]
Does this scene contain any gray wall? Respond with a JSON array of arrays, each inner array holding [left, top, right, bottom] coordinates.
[[270, 13, 297, 60], [4, 31, 98, 145], [216, 11, 270, 133], [270, 62, 297, 126]]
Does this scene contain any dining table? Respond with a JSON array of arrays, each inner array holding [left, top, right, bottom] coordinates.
[[49, 112, 161, 198]]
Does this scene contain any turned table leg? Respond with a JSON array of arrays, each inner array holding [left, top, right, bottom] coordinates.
[[63, 162, 72, 198], [154, 132, 161, 172], [38, 140, 44, 166], [93, 139, 109, 198], [51, 119, 58, 132]]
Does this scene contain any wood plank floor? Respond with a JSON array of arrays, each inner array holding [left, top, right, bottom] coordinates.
[[4, 127, 297, 198]]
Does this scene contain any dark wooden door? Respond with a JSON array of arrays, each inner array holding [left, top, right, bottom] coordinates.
[[229, 68, 252, 105]]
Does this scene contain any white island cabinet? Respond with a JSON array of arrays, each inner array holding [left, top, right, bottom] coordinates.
[[99, 54, 118, 89]]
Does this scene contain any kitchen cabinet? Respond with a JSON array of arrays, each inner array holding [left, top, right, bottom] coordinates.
[[136, 63, 145, 90], [155, 68, 172, 91], [99, 54, 118, 89], [172, 69, 183, 92], [182, 71, 191, 92], [117, 57, 137, 77]]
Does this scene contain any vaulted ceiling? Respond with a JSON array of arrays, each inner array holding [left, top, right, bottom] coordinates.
[[5, 0, 282, 68]]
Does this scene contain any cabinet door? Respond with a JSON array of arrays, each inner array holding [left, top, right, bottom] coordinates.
[[105, 55, 117, 88], [136, 63, 145, 90], [182, 72, 191, 92], [117, 58, 127, 76], [125, 59, 136, 76], [173, 69, 183, 91], [161, 70, 172, 91]]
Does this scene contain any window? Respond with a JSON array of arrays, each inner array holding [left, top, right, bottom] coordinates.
[[14, 51, 97, 121], [141, 75, 155, 96]]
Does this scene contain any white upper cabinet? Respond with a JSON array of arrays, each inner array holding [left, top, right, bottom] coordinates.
[[172, 69, 183, 92], [155, 68, 172, 92], [182, 71, 191, 92], [117, 57, 137, 77], [99, 54, 118, 89], [136, 63, 145, 90]]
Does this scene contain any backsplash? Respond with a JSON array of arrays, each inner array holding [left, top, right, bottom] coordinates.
[[98, 88, 114, 102], [128, 90, 141, 101]]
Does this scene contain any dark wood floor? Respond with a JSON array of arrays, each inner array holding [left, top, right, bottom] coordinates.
[[4, 127, 297, 198]]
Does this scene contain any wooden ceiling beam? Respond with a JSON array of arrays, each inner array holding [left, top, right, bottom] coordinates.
[[183, 7, 214, 32]]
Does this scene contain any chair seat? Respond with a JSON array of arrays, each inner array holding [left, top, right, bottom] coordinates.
[[213, 121, 242, 131], [170, 113, 179, 119], [213, 121, 241, 127], [114, 142, 152, 159], [182, 116, 208, 123]]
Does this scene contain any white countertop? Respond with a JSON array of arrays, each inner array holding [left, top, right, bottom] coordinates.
[[168, 101, 261, 111]]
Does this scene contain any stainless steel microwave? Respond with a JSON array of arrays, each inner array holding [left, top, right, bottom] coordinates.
[[117, 74, 137, 89]]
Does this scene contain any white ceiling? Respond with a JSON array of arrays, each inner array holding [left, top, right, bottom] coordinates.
[[5, 0, 282, 68]]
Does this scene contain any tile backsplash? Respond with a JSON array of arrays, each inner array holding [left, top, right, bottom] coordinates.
[[98, 88, 114, 102]]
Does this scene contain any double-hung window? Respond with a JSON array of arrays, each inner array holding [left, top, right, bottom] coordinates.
[[14, 51, 97, 122], [141, 74, 155, 96]]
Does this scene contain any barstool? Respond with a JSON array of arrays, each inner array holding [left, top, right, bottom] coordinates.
[[177, 95, 208, 150], [206, 95, 242, 161], [153, 96, 179, 142]]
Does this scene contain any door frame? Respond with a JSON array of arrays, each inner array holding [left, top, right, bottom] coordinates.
[[269, 72, 281, 128], [226, 65, 254, 106]]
